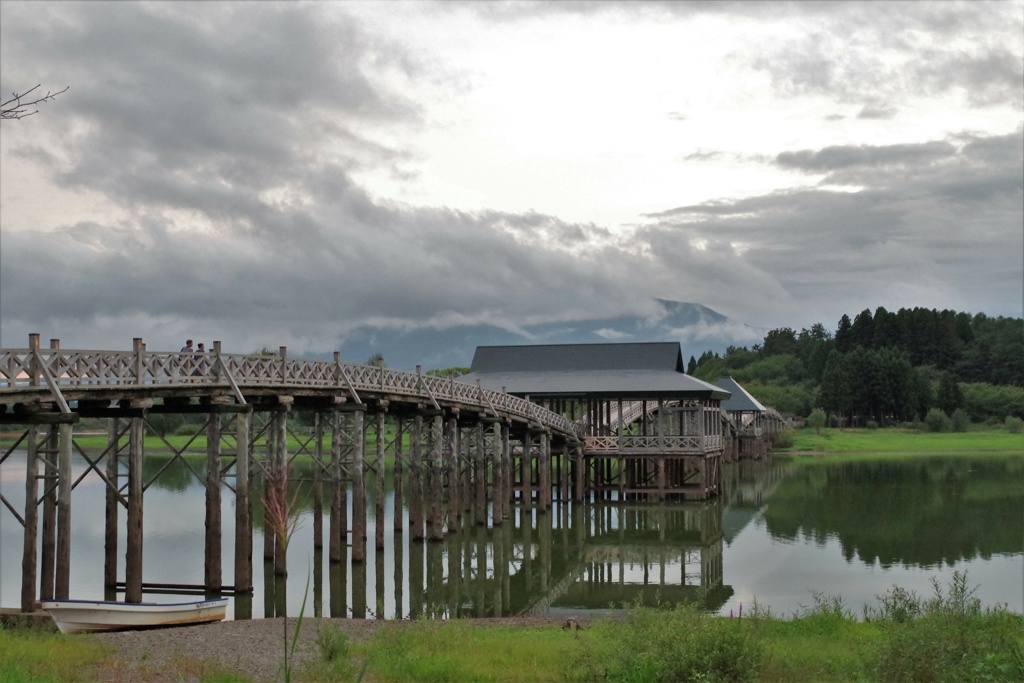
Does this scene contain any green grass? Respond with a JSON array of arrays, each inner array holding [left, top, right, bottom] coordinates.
[[0, 624, 110, 683], [785, 427, 1024, 458], [367, 620, 572, 682], [5, 587, 1022, 683]]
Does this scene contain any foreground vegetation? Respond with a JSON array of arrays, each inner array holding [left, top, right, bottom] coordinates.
[[3, 574, 1021, 682]]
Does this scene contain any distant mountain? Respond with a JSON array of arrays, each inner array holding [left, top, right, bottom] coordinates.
[[338, 300, 766, 371]]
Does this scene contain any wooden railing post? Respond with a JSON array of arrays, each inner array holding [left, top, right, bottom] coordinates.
[[133, 338, 144, 386], [279, 346, 287, 384], [28, 333, 40, 387], [213, 341, 223, 382]]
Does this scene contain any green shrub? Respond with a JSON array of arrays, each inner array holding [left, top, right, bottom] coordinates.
[[806, 408, 826, 433], [569, 602, 765, 682], [950, 408, 971, 432], [924, 407, 950, 433], [866, 420, 879, 430], [1006, 415, 1024, 434], [771, 428, 795, 449]]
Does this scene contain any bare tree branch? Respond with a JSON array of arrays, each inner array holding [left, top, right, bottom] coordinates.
[[1, 84, 69, 120]]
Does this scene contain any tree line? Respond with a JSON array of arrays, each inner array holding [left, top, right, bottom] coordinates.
[[689, 306, 1024, 426]]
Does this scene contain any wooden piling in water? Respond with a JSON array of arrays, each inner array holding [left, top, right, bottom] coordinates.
[[328, 409, 346, 563], [205, 412, 222, 591], [351, 408, 367, 563], [475, 423, 487, 526], [375, 411, 385, 551], [313, 412, 324, 550], [40, 426, 56, 601], [429, 414, 443, 541], [55, 423, 72, 600], [234, 410, 252, 592], [273, 407, 289, 577], [409, 414, 424, 541], [394, 418, 404, 533], [450, 417, 462, 532], [125, 416, 144, 603], [21, 425, 39, 612], [104, 418, 120, 590]]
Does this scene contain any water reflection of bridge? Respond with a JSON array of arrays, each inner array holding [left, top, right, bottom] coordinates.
[[285, 471, 791, 620]]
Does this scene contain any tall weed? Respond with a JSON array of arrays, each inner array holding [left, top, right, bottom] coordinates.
[[873, 571, 1024, 683], [568, 602, 765, 683]]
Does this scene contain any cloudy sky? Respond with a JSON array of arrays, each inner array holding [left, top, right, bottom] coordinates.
[[1, 1, 1021, 358]]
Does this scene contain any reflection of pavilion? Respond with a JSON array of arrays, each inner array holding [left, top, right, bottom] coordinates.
[[543, 502, 732, 614]]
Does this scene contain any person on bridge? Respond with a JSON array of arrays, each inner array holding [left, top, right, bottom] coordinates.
[[193, 342, 205, 377], [180, 339, 194, 353]]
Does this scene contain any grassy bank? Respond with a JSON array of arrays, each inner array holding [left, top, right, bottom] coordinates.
[[783, 426, 1024, 458], [5, 575, 1021, 682]]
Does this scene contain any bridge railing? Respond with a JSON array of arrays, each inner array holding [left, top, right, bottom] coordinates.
[[0, 347, 579, 439], [583, 434, 724, 454]]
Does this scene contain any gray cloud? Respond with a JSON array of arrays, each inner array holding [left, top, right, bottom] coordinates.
[[1, 2, 1020, 357], [642, 127, 1023, 327], [746, 3, 1024, 108], [776, 141, 957, 172]]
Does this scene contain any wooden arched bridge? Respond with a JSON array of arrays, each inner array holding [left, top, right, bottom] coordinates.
[[1, 336, 781, 616], [0, 335, 582, 613]]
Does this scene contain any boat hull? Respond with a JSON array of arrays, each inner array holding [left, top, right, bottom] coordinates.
[[41, 598, 228, 634]]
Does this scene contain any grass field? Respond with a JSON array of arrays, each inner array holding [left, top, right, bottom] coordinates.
[[784, 426, 1024, 457], [5, 577, 1022, 682]]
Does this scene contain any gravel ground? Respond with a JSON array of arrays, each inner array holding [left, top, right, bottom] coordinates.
[[90, 615, 570, 682]]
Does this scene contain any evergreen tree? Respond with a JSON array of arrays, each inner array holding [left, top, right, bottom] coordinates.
[[835, 314, 854, 353], [851, 309, 875, 349], [818, 350, 852, 423], [687, 355, 697, 375], [937, 372, 964, 415]]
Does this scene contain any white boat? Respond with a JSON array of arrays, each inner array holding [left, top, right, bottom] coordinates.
[[41, 598, 228, 634]]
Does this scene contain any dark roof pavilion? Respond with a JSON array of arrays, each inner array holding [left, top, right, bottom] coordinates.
[[464, 342, 730, 400]]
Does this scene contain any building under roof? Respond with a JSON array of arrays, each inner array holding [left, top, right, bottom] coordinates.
[[714, 376, 767, 413], [464, 342, 731, 500], [464, 342, 730, 400]]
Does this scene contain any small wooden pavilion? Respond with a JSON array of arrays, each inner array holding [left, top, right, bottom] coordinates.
[[715, 376, 771, 460], [464, 342, 730, 501]]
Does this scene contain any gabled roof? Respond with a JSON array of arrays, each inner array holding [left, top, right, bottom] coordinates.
[[463, 342, 730, 400], [470, 341, 685, 373], [714, 376, 767, 412]]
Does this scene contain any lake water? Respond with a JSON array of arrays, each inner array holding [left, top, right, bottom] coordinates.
[[1, 451, 1021, 620]]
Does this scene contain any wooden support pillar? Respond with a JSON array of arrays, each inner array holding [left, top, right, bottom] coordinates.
[[540, 432, 551, 511], [329, 409, 347, 563], [446, 416, 459, 534], [351, 409, 367, 563], [375, 411, 385, 551], [394, 418, 404, 533], [205, 412, 223, 591], [125, 416, 145, 604], [55, 422, 72, 599], [428, 414, 444, 541], [501, 423, 511, 519], [475, 423, 487, 526], [21, 426, 40, 612], [490, 421, 503, 526], [104, 418, 120, 590], [40, 426, 57, 601], [313, 413, 324, 550], [273, 408, 288, 577], [234, 410, 252, 591], [262, 415, 275, 563], [573, 444, 584, 503], [409, 415, 424, 541]]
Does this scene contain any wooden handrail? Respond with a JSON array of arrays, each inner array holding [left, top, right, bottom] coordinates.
[[0, 348, 580, 438]]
